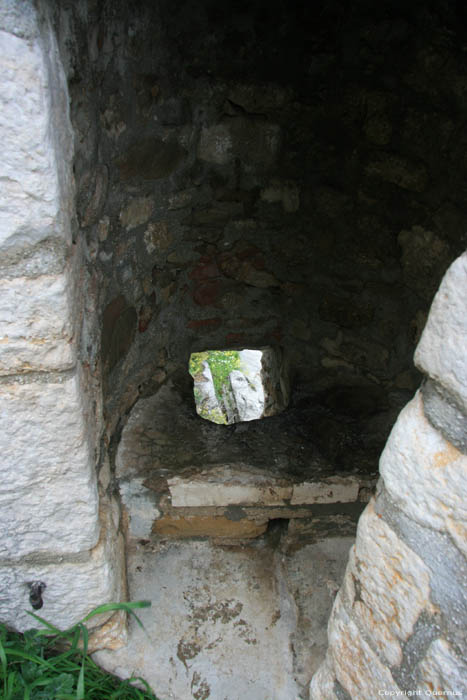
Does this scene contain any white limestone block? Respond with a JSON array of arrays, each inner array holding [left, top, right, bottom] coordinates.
[[415, 252, 467, 412], [0, 28, 72, 250], [0, 373, 100, 558], [291, 476, 359, 505], [327, 591, 400, 697], [379, 392, 467, 537], [351, 500, 432, 666], [0, 270, 76, 374], [0, 507, 125, 634], [309, 654, 338, 700], [418, 638, 467, 696], [168, 464, 292, 507]]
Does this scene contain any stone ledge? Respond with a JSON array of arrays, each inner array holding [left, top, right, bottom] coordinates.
[[153, 514, 268, 538], [167, 464, 362, 508]]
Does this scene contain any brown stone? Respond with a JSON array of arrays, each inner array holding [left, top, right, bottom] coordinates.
[[152, 514, 268, 538]]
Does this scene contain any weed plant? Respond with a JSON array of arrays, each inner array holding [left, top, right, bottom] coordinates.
[[0, 601, 158, 699]]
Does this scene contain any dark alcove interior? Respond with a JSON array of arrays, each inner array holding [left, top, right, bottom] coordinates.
[[56, 0, 467, 530]]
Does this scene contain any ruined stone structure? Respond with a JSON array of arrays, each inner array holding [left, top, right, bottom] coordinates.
[[0, 0, 466, 697]]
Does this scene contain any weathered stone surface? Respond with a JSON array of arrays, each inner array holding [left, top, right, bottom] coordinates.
[[327, 593, 401, 696], [291, 477, 359, 505], [143, 221, 172, 254], [0, 270, 76, 374], [119, 197, 154, 230], [365, 153, 428, 191], [116, 138, 187, 180], [82, 165, 108, 227], [422, 379, 467, 455], [0, 0, 38, 39], [0, 23, 72, 251], [415, 252, 467, 413], [153, 514, 268, 538], [260, 180, 300, 212], [94, 539, 300, 700], [119, 478, 161, 539], [417, 638, 467, 696], [0, 507, 125, 634], [87, 610, 127, 653], [351, 500, 432, 666], [168, 464, 292, 507], [101, 296, 137, 372], [0, 373, 100, 559], [284, 537, 353, 689], [198, 119, 280, 170], [309, 655, 338, 700], [198, 124, 233, 164], [379, 392, 467, 537], [192, 360, 224, 422], [229, 366, 264, 421]]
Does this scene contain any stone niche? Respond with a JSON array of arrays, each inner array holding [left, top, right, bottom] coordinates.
[[189, 345, 289, 424], [2, 0, 466, 697]]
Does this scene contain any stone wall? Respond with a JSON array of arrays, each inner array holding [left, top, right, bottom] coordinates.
[[57, 0, 467, 478], [310, 253, 467, 698], [0, 0, 124, 643]]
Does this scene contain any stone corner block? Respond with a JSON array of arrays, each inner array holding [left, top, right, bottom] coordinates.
[[0, 505, 126, 635], [0, 15, 73, 252], [415, 251, 467, 413], [0, 372, 100, 559]]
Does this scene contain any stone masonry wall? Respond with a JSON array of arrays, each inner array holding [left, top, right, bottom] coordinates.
[[0, 0, 124, 643], [309, 253, 467, 698]]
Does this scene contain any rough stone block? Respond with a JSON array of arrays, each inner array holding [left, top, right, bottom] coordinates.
[[417, 638, 467, 696], [291, 476, 359, 505], [327, 592, 401, 697], [0, 373, 100, 559], [415, 251, 467, 413], [0, 270, 76, 374], [168, 464, 292, 507], [349, 500, 432, 666], [198, 119, 280, 170], [0, 28, 71, 251], [152, 514, 268, 538], [0, 506, 125, 635], [379, 391, 467, 538], [198, 124, 233, 164]]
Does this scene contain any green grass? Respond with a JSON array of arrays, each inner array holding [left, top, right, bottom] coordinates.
[[0, 601, 159, 700]]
